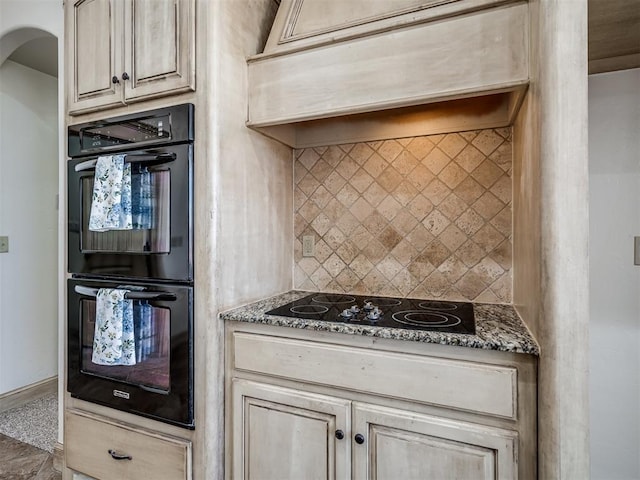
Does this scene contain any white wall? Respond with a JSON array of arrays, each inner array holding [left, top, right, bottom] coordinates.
[[589, 68, 640, 480], [0, 59, 58, 393]]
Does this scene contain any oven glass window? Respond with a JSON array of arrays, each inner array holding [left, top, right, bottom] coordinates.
[[80, 299, 171, 392], [80, 168, 170, 253]]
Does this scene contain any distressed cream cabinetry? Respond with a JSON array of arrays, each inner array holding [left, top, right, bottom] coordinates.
[[226, 323, 537, 479], [65, 409, 192, 480], [66, 0, 195, 115]]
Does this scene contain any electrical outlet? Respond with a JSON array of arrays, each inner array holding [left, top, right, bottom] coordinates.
[[0, 236, 8, 253], [634, 236, 640, 266], [302, 235, 315, 257]]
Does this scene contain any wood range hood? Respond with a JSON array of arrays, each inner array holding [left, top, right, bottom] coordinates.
[[247, 0, 530, 148]]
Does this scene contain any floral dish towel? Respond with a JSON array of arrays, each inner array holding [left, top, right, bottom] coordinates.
[[89, 154, 133, 232], [92, 288, 137, 366]]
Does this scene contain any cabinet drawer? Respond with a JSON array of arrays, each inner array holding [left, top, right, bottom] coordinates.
[[232, 332, 517, 419], [65, 409, 191, 480]]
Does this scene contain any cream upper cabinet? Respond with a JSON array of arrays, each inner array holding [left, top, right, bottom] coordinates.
[[67, 0, 195, 115]]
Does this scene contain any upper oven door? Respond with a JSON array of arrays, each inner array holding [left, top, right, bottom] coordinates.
[[68, 144, 193, 282]]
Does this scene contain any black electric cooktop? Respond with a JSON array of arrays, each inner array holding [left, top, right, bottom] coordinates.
[[266, 293, 475, 335]]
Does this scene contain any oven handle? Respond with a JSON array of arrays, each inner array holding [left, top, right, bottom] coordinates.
[[73, 152, 177, 172], [74, 285, 177, 301]]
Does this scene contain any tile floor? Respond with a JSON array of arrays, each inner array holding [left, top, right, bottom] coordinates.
[[0, 433, 61, 480]]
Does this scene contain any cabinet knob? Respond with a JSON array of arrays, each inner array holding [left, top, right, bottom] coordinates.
[[122, 72, 130, 81], [354, 433, 365, 445], [111, 76, 120, 84], [108, 449, 132, 461], [335, 430, 344, 440]]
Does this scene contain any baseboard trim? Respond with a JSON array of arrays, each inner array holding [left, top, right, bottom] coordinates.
[[0, 376, 58, 413], [53, 441, 64, 473]]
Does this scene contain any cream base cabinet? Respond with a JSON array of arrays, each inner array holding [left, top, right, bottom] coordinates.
[[231, 380, 351, 480], [352, 403, 516, 480], [67, 0, 195, 115]]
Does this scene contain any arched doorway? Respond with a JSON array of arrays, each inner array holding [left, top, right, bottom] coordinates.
[[0, 27, 60, 458]]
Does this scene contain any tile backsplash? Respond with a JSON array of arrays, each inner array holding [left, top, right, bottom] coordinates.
[[294, 128, 512, 303]]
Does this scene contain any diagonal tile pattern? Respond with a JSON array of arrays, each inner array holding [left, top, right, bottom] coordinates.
[[294, 128, 513, 303]]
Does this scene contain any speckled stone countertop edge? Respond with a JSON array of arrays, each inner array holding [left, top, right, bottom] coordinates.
[[220, 290, 540, 356]]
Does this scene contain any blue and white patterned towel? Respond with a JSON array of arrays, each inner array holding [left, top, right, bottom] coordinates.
[[88, 155, 133, 232], [92, 288, 137, 366]]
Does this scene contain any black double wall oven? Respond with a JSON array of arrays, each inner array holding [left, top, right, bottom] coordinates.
[[67, 104, 195, 429]]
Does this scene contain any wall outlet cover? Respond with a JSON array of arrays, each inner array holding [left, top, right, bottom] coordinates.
[[634, 236, 640, 266], [302, 235, 315, 257], [0, 236, 8, 253]]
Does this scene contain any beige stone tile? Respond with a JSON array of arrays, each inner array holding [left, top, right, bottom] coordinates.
[[336, 183, 360, 208], [417, 270, 451, 298], [490, 205, 512, 237], [311, 212, 332, 236], [438, 132, 467, 158], [298, 199, 320, 223], [378, 225, 403, 251], [407, 255, 436, 282], [310, 266, 333, 289], [391, 181, 419, 207], [495, 127, 512, 140], [349, 143, 375, 164], [393, 150, 420, 176], [406, 136, 435, 159], [337, 239, 359, 265], [336, 211, 360, 236], [323, 170, 348, 195], [441, 286, 466, 302], [362, 182, 387, 207], [335, 156, 360, 180], [321, 145, 348, 166], [474, 287, 501, 303], [422, 210, 451, 236], [377, 139, 404, 161], [326, 280, 343, 292], [489, 141, 512, 173], [455, 270, 489, 299], [389, 269, 420, 295], [437, 255, 468, 283], [489, 272, 512, 302], [471, 257, 505, 284], [390, 210, 419, 236], [294, 187, 308, 210], [377, 195, 403, 221], [324, 226, 347, 250], [310, 158, 333, 183], [438, 224, 467, 252], [390, 239, 419, 266], [349, 224, 375, 248], [367, 140, 384, 150], [471, 159, 503, 189], [362, 267, 389, 292], [294, 163, 308, 184], [455, 144, 485, 173], [377, 166, 404, 192], [350, 168, 375, 193], [490, 239, 513, 270], [405, 224, 435, 251], [339, 143, 355, 154], [363, 152, 388, 178], [352, 281, 369, 295], [362, 211, 389, 235], [294, 215, 308, 238], [362, 238, 387, 263], [421, 240, 451, 268], [313, 146, 328, 155], [472, 224, 505, 253], [397, 137, 413, 146], [407, 164, 435, 190], [349, 197, 374, 221], [459, 131, 478, 142], [471, 129, 504, 155], [323, 197, 347, 223], [314, 238, 333, 263], [406, 194, 434, 221], [456, 240, 486, 267], [377, 255, 404, 280], [438, 192, 467, 221], [299, 277, 319, 290], [424, 147, 451, 175], [423, 178, 451, 206], [310, 184, 332, 209], [336, 267, 360, 291], [429, 134, 445, 144], [323, 253, 347, 277], [298, 148, 320, 170], [294, 148, 304, 160], [297, 172, 320, 197], [299, 256, 320, 276], [439, 161, 467, 189], [455, 208, 485, 236], [350, 253, 375, 279], [472, 191, 505, 220], [454, 176, 485, 204], [490, 174, 512, 204]]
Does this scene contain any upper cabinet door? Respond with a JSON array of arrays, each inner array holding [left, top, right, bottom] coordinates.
[[123, 0, 195, 102], [67, 0, 124, 114]]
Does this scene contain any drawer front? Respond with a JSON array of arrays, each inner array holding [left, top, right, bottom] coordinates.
[[65, 409, 191, 480], [232, 332, 517, 419]]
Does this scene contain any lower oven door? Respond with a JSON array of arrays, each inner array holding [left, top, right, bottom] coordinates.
[[67, 278, 194, 429]]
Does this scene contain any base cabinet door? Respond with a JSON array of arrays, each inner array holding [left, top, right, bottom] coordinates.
[[352, 403, 517, 480], [231, 379, 350, 480]]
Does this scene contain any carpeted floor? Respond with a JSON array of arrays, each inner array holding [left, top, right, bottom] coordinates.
[[0, 393, 58, 453]]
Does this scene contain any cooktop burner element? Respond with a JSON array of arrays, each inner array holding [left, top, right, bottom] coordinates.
[[266, 293, 475, 335]]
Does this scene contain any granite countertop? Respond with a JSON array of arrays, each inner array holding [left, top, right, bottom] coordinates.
[[221, 290, 540, 355]]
